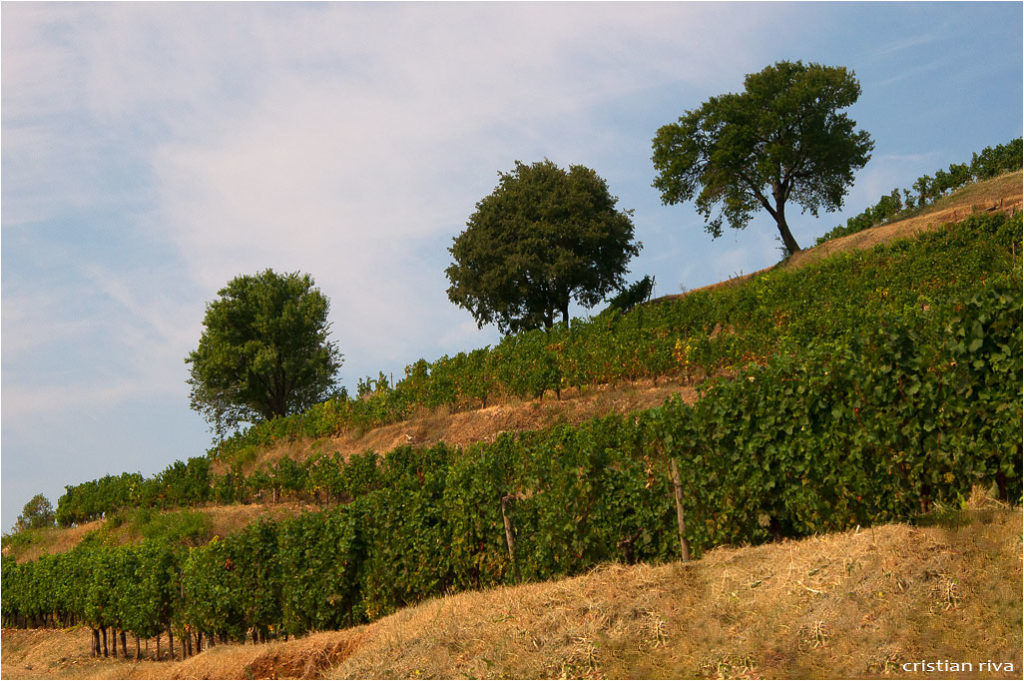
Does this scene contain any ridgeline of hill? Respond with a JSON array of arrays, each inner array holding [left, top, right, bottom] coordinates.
[[2, 165, 1021, 681]]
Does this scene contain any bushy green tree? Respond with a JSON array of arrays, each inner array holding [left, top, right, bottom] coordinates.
[[652, 60, 874, 255], [446, 160, 641, 334], [186, 269, 342, 437], [14, 494, 55, 532]]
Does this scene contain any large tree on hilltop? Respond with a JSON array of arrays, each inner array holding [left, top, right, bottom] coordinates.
[[186, 269, 342, 438], [446, 160, 641, 335], [651, 60, 874, 255]]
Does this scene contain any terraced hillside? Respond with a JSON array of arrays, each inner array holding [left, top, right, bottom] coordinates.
[[2, 162, 1021, 680]]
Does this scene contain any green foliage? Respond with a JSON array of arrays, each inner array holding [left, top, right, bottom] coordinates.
[[12, 494, 55, 533], [56, 472, 143, 527], [186, 269, 343, 438], [57, 460, 212, 527], [446, 160, 641, 334], [652, 60, 874, 254], [970, 138, 1023, 181], [603, 275, 655, 314], [1, 529, 36, 554], [132, 509, 213, 546], [277, 507, 364, 633]]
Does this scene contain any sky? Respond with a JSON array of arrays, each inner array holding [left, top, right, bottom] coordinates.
[[2, 1, 1021, 528]]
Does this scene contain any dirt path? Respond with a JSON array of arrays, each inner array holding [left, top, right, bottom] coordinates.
[[246, 378, 700, 474]]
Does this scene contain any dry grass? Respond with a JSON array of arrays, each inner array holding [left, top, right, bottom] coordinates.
[[200, 501, 322, 537], [227, 377, 700, 476], [0, 627, 178, 680], [8, 498, 1017, 679], [2, 503, 318, 564], [2, 520, 105, 563], [321, 501, 1021, 680]]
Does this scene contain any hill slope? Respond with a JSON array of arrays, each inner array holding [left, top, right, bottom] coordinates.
[[3, 499, 1019, 679], [654, 170, 1022, 302], [241, 169, 1024, 473], [224, 170, 1024, 475], [4, 169, 1020, 565]]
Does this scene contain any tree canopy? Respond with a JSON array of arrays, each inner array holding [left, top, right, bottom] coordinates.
[[651, 60, 874, 254], [13, 494, 55, 533], [186, 269, 342, 437], [445, 160, 641, 335]]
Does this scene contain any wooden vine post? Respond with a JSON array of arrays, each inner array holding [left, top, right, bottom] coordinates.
[[500, 493, 520, 583], [669, 458, 691, 562]]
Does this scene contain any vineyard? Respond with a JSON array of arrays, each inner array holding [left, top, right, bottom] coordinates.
[[43, 140, 1017, 499], [2, 199, 1021, 663], [46, 205, 1022, 525]]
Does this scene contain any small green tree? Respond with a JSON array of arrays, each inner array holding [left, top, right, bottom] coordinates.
[[652, 60, 874, 255], [14, 494, 55, 532], [186, 269, 342, 437], [446, 160, 641, 334]]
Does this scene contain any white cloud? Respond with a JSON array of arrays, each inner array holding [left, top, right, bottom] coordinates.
[[1, 0, 792, 463], [128, 2, 786, 376], [873, 31, 941, 58]]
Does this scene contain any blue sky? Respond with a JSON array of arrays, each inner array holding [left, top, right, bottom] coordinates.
[[2, 2, 1021, 528]]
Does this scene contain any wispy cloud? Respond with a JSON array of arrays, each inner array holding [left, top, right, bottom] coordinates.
[[2, 2, 789, 423], [873, 31, 942, 58]]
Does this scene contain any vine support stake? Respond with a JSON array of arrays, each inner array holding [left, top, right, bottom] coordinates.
[[501, 493, 520, 583], [669, 458, 691, 562]]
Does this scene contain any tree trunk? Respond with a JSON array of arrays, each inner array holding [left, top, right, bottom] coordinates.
[[775, 218, 801, 255], [167, 626, 174, 660], [500, 494, 520, 584], [156, 633, 161, 661], [101, 626, 108, 657], [92, 628, 101, 657], [120, 630, 128, 658], [669, 458, 691, 562], [772, 200, 801, 255], [136, 635, 141, 661]]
